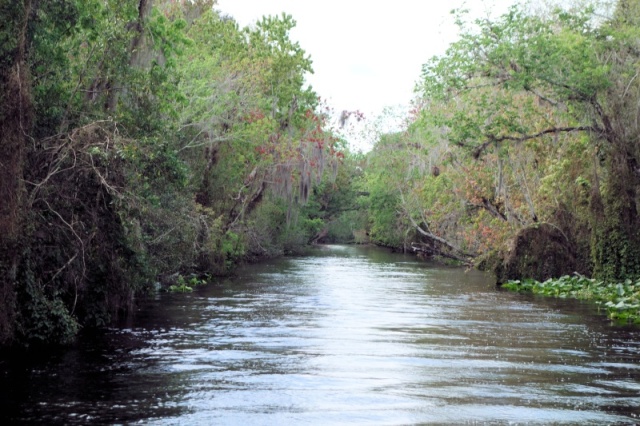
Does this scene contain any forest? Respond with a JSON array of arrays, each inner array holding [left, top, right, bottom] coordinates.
[[1, 0, 639, 347]]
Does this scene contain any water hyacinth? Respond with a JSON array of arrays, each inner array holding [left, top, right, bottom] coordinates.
[[503, 275, 640, 324]]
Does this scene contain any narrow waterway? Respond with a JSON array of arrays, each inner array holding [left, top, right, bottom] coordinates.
[[1, 245, 639, 424]]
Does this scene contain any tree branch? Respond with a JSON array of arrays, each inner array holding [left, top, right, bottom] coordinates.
[[473, 126, 598, 159], [399, 193, 475, 260]]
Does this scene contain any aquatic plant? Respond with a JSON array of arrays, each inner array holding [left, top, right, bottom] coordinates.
[[503, 275, 640, 323], [167, 275, 208, 293]]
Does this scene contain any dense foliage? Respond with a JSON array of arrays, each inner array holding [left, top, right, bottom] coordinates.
[[3, 0, 640, 345], [0, 0, 354, 347], [358, 0, 640, 322], [363, 1, 640, 276]]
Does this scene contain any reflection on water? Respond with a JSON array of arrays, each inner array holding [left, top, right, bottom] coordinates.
[[1, 245, 639, 424]]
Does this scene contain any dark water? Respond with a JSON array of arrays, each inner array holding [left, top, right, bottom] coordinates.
[[1, 245, 640, 425]]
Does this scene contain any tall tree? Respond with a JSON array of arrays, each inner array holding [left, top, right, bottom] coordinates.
[[0, 0, 34, 342], [418, 1, 640, 281]]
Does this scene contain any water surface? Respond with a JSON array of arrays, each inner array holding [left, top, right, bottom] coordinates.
[[2, 245, 639, 424]]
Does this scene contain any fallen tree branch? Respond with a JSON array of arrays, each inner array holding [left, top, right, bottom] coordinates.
[[406, 213, 474, 259], [400, 193, 475, 262], [410, 242, 472, 265]]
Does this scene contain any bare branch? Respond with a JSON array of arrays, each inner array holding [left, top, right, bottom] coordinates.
[[42, 200, 87, 283], [526, 88, 559, 106], [623, 71, 639, 99]]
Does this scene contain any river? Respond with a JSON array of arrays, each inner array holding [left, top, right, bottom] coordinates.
[[1, 245, 639, 424]]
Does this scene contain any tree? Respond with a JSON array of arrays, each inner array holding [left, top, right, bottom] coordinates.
[[417, 1, 640, 281], [176, 10, 343, 260], [0, 0, 34, 343], [0, 0, 351, 347], [0, 0, 195, 345]]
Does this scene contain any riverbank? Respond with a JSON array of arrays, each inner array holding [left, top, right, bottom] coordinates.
[[3, 244, 638, 424], [502, 275, 640, 324]]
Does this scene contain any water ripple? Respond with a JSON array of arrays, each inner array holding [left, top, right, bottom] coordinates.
[[2, 245, 639, 424]]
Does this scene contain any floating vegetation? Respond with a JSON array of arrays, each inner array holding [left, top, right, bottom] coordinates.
[[167, 275, 208, 293], [503, 275, 640, 324]]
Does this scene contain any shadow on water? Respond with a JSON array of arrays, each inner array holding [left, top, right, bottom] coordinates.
[[1, 244, 639, 424]]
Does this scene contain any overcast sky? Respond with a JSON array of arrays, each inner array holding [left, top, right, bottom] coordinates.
[[215, 0, 518, 147]]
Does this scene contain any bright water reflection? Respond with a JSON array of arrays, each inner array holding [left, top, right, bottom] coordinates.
[[2, 245, 640, 424]]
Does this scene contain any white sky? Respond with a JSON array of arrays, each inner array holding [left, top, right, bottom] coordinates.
[[215, 0, 518, 148]]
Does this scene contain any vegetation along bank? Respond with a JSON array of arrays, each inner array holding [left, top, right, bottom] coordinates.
[[2, 0, 640, 347]]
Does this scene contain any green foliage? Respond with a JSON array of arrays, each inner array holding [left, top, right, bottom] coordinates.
[[167, 274, 207, 293], [367, 176, 405, 247], [504, 275, 640, 323], [28, 0, 79, 137], [12, 249, 79, 346], [297, 151, 367, 244], [221, 230, 244, 271], [363, 133, 416, 249], [592, 199, 640, 282], [2, 0, 351, 346], [327, 209, 368, 243], [406, 0, 640, 279]]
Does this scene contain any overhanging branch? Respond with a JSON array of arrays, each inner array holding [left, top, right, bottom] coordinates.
[[473, 126, 599, 159]]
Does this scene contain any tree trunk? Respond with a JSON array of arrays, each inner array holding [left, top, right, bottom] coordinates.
[[106, 0, 155, 111], [0, 0, 34, 344]]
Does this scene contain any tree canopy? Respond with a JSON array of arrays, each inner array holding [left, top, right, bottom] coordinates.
[[2, 0, 640, 346], [0, 0, 350, 346], [364, 0, 640, 283]]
